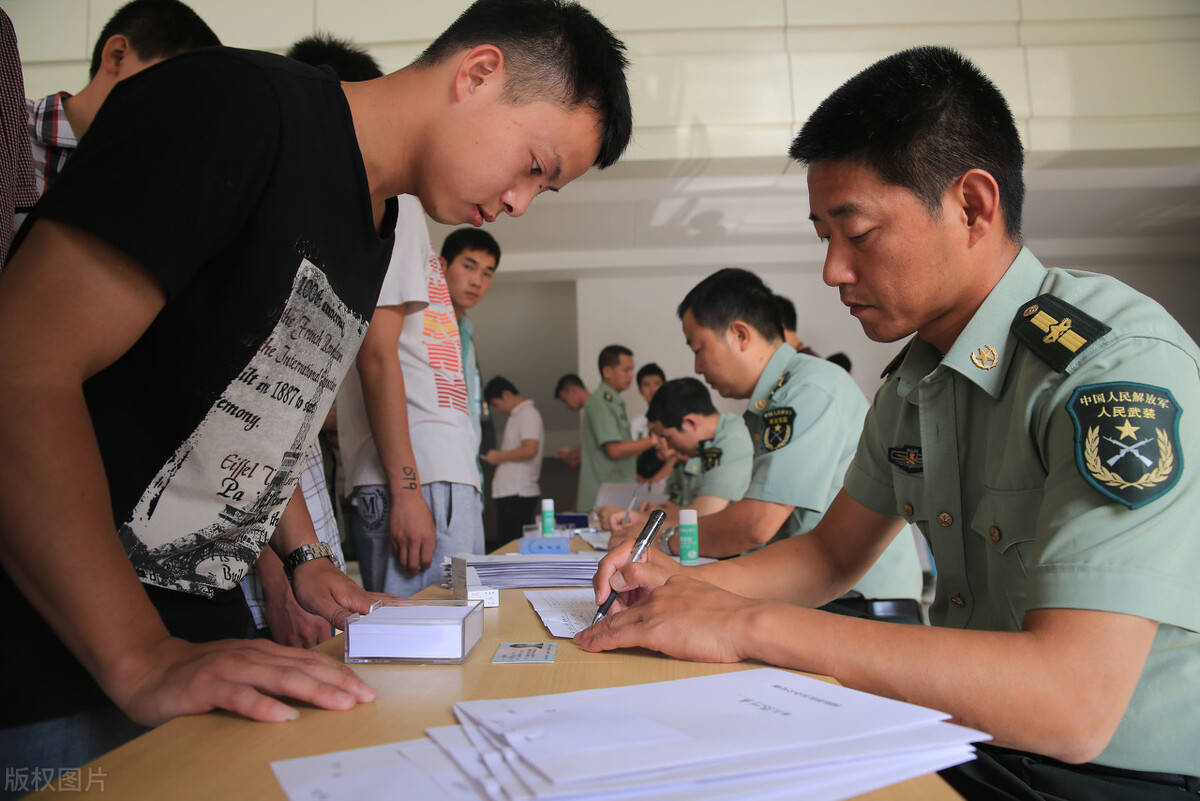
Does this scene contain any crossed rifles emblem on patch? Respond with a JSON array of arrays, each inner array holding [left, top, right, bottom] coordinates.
[[1068, 383, 1181, 510]]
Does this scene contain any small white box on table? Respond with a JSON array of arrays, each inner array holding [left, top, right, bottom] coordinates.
[[343, 599, 483, 664]]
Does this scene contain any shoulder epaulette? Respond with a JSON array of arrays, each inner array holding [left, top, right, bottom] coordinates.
[[880, 339, 914, 379], [1011, 293, 1110, 372]]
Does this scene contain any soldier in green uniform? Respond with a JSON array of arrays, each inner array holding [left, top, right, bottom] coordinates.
[[601, 377, 753, 536], [579, 47, 1199, 800], [622, 268, 921, 608], [575, 345, 655, 512]]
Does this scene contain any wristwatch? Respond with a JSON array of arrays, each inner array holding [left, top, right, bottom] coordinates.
[[282, 542, 336, 581], [659, 526, 677, 555]]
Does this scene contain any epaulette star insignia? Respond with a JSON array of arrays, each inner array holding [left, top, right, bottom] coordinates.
[[1012, 294, 1110, 372]]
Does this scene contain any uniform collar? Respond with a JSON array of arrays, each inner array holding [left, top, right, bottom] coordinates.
[[747, 344, 796, 415], [699, 413, 729, 451], [894, 248, 1046, 400]]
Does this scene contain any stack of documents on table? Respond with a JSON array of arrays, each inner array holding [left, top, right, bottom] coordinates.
[[442, 552, 605, 589], [272, 667, 988, 801]]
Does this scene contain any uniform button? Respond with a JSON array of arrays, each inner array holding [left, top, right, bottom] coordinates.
[[988, 525, 1001, 543], [950, 594, 966, 608], [902, 502, 914, 517], [937, 512, 953, 527]]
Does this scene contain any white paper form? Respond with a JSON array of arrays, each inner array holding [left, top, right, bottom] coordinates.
[[457, 705, 985, 801], [524, 589, 599, 637], [576, 530, 611, 550], [426, 725, 511, 801], [455, 668, 957, 785], [439, 717, 976, 801], [270, 738, 484, 801]]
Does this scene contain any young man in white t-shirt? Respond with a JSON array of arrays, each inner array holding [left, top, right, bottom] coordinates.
[[482, 376, 544, 545], [337, 201, 499, 595]]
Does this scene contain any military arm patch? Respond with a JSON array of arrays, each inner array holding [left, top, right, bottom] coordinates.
[[887, 445, 924, 474], [1012, 294, 1110, 372], [699, 446, 722, 471], [761, 407, 795, 451], [1066, 382, 1183, 509]]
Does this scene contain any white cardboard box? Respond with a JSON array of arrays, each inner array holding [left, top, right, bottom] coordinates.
[[343, 599, 483, 664]]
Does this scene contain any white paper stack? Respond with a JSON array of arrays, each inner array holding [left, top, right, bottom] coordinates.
[[443, 552, 605, 589], [343, 600, 483, 664], [272, 668, 988, 801]]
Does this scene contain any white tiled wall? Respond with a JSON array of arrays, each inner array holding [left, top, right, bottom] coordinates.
[[4, 0, 1197, 160]]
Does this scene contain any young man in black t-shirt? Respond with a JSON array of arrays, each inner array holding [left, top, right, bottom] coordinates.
[[0, 0, 631, 770]]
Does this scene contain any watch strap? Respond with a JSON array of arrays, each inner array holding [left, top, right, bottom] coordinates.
[[282, 541, 335, 581], [659, 526, 677, 554]]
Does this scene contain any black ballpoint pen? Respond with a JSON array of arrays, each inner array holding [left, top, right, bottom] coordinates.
[[591, 509, 666, 625]]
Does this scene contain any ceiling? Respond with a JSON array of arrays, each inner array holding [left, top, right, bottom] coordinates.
[[428, 148, 1200, 282]]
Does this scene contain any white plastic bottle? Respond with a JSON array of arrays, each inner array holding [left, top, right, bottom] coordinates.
[[540, 498, 555, 535], [678, 509, 699, 565]]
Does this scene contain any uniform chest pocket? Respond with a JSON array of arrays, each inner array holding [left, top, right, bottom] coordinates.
[[969, 488, 1043, 628]]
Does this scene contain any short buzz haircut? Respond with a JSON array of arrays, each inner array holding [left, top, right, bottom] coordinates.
[[789, 46, 1025, 239], [647, 377, 717, 430], [441, 228, 501, 269], [484, 375, 518, 402], [554, 373, 585, 397], [775, 295, 797, 333], [415, 0, 632, 169], [287, 33, 383, 81], [90, 0, 219, 78], [678, 268, 783, 343], [636, 362, 665, 386], [598, 344, 632, 375]]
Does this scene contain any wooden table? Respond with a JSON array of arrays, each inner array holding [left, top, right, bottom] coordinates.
[[31, 554, 963, 800]]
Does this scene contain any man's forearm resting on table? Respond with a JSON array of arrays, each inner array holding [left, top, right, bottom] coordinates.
[[690, 492, 906, 605], [735, 601, 1154, 763], [689, 497, 795, 558]]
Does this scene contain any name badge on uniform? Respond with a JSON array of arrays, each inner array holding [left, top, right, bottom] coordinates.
[[1066, 381, 1183, 509], [888, 445, 924, 474], [761, 407, 795, 452]]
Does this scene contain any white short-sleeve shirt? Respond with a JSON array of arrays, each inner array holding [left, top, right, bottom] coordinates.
[[492, 399, 544, 498]]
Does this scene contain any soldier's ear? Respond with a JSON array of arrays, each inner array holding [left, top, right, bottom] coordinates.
[[728, 320, 754, 351]]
